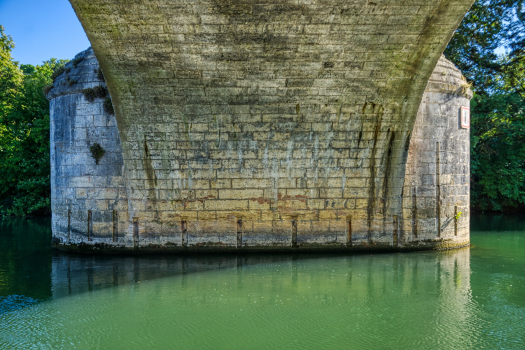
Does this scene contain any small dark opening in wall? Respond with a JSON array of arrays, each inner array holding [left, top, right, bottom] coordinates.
[[181, 220, 188, 247]]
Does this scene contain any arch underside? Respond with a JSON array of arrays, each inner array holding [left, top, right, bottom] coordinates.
[[67, 0, 473, 246]]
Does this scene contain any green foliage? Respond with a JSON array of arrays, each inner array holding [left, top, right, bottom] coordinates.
[[20, 64, 35, 75], [50, 65, 65, 82], [42, 84, 53, 95], [0, 26, 67, 216], [71, 56, 83, 67], [96, 67, 105, 81], [104, 97, 114, 114], [82, 85, 108, 102], [445, 0, 525, 94], [89, 143, 105, 165], [445, 1, 525, 212], [470, 92, 525, 211]]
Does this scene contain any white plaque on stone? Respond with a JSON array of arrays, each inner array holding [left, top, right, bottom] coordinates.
[[460, 106, 470, 129]]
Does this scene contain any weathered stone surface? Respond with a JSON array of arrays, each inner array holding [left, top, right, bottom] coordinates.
[[49, 49, 128, 243], [49, 1, 474, 252]]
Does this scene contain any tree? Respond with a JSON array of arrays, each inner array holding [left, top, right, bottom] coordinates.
[[445, 0, 525, 94], [0, 25, 67, 216], [445, 1, 525, 211]]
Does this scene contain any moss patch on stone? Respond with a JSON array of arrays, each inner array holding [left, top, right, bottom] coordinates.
[[43, 84, 54, 95], [71, 56, 84, 67], [51, 65, 65, 82], [82, 85, 108, 102], [89, 143, 106, 165], [104, 97, 114, 114]]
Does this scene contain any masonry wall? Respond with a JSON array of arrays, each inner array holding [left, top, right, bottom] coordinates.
[[49, 48, 128, 245], [49, 50, 470, 252], [402, 57, 471, 247]]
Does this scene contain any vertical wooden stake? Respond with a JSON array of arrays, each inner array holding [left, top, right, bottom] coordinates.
[[412, 191, 418, 238], [133, 217, 139, 250], [436, 142, 441, 237], [454, 205, 458, 236], [291, 216, 298, 248], [87, 210, 92, 241], [181, 220, 187, 248], [347, 217, 352, 247], [67, 209, 71, 242], [236, 218, 243, 248], [112, 210, 118, 242], [393, 215, 398, 246]]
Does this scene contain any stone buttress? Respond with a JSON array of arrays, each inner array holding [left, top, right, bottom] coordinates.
[[49, 48, 128, 245], [48, 48, 471, 253]]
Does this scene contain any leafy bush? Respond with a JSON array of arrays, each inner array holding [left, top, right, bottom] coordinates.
[[0, 25, 67, 216], [104, 97, 114, 114], [89, 143, 106, 165], [82, 85, 107, 102]]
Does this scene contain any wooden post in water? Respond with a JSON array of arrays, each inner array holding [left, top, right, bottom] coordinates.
[[133, 217, 139, 250], [347, 217, 352, 247], [181, 219, 188, 248], [436, 142, 441, 237], [67, 209, 71, 242], [112, 210, 118, 242], [236, 218, 243, 248], [393, 215, 399, 246], [454, 205, 458, 236], [87, 210, 92, 241], [291, 216, 298, 248], [412, 189, 418, 238]]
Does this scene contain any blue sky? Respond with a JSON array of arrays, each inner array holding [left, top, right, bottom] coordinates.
[[0, 0, 90, 65]]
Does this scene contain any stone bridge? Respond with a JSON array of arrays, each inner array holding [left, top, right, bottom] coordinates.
[[49, 0, 474, 253]]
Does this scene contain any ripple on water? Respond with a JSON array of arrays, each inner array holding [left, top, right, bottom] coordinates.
[[0, 295, 39, 314]]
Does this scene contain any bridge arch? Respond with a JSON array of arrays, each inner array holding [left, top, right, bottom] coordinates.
[[50, 0, 473, 251]]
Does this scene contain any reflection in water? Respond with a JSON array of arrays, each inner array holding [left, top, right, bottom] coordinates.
[[1, 216, 525, 349], [51, 249, 471, 304], [0, 218, 52, 305]]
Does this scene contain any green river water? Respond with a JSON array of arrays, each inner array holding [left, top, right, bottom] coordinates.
[[0, 215, 524, 349]]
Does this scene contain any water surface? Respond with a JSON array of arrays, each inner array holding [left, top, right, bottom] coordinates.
[[1, 215, 524, 349]]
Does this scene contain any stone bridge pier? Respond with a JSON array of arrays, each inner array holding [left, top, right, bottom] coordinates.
[[49, 0, 473, 253]]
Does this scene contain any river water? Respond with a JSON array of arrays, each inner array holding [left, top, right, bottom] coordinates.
[[0, 215, 524, 349]]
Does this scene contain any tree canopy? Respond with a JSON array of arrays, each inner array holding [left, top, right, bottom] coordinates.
[[0, 25, 67, 216], [445, 0, 525, 211]]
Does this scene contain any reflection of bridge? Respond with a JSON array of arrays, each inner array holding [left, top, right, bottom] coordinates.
[[50, 1, 473, 252], [51, 247, 471, 301]]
